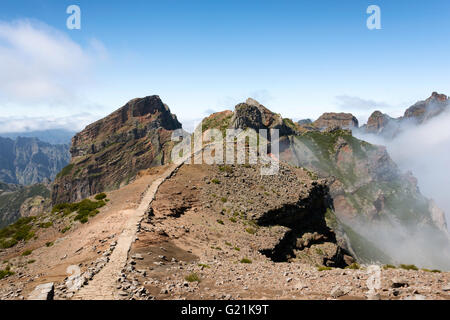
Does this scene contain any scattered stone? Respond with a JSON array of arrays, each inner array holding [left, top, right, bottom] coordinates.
[[391, 278, 409, 289]]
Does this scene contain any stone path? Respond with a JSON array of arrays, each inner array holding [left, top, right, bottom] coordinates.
[[73, 163, 180, 300]]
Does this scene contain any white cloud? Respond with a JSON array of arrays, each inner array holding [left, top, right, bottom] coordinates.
[[335, 95, 392, 111], [0, 113, 99, 133], [0, 19, 105, 105], [356, 110, 450, 228]]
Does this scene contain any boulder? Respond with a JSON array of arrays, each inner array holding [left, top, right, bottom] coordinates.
[[28, 282, 54, 300]]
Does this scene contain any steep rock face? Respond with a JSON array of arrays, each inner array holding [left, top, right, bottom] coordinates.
[[403, 92, 449, 123], [314, 113, 359, 130], [280, 130, 442, 227], [0, 137, 70, 185], [279, 129, 450, 267], [364, 111, 398, 135], [52, 95, 182, 204]]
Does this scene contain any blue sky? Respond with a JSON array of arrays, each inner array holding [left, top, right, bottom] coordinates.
[[1, 0, 450, 132]]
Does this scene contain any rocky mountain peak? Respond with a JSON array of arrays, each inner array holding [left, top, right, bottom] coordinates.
[[403, 92, 449, 123], [365, 111, 395, 134], [52, 95, 182, 204], [245, 97, 262, 107], [313, 113, 359, 130], [429, 91, 448, 102], [71, 95, 181, 158], [229, 99, 297, 136]]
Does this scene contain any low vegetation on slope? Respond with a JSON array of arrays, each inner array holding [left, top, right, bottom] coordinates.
[[0, 184, 51, 229], [0, 193, 109, 249]]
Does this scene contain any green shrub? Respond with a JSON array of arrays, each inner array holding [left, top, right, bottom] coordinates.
[[220, 197, 227, 203], [218, 165, 233, 174], [421, 268, 441, 273], [234, 247, 241, 251], [21, 250, 32, 256], [211, 179, 220, 184], [0, 239, 18, 249], [345, 263, 360, 270], [0, 217, 35, 249], [216, 219, 224, 225], [245, 228, 256, 235], [229, 217, 237, 223], [78, 216, 88, 224], [240, 258, 252, 264], [54, 198, 106, 224], [45, 242, 54, 247], [198, 264, 210, 269], [383, 264, 396, 270], [399, 264, 418, 271], [27, 260, 36, 264], [56, 163, 74, 179], [185, 273, 201, 282], [0, 266, 14, 280], [94, 193, 107, 201], [61, 226, 71, 234], [317, 266, 333, 271], [39, 222, 53, 229]]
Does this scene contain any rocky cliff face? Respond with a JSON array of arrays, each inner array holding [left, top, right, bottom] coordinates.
[[0, 137, 70, 185], [364, 111, 398, 135], [280, 129, 450, 268], [52, 95, 182, 204], [200, 98, 450, 267], [313, 113, 359, 130]]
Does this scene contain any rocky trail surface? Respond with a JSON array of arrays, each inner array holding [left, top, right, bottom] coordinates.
[[72, 163, 181, 300]]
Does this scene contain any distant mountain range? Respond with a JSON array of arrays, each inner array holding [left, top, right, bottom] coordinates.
[[0, 129, 75, 145], [0, 136, 70, 185]]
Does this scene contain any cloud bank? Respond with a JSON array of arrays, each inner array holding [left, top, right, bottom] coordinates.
[[0, 113, 99, 134], [356, 109, 450, 230]]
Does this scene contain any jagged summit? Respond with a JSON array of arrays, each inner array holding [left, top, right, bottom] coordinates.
[[362, 92, 449, 137], [201, 98, 299, 136], [403, 91, 449, 123]]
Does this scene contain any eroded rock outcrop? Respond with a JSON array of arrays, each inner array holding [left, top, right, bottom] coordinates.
[[313, 113, 359, 130], [229, 98, 298, 136]]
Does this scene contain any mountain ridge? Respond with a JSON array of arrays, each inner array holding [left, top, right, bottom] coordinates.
[[0, 136, 70, 185]]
